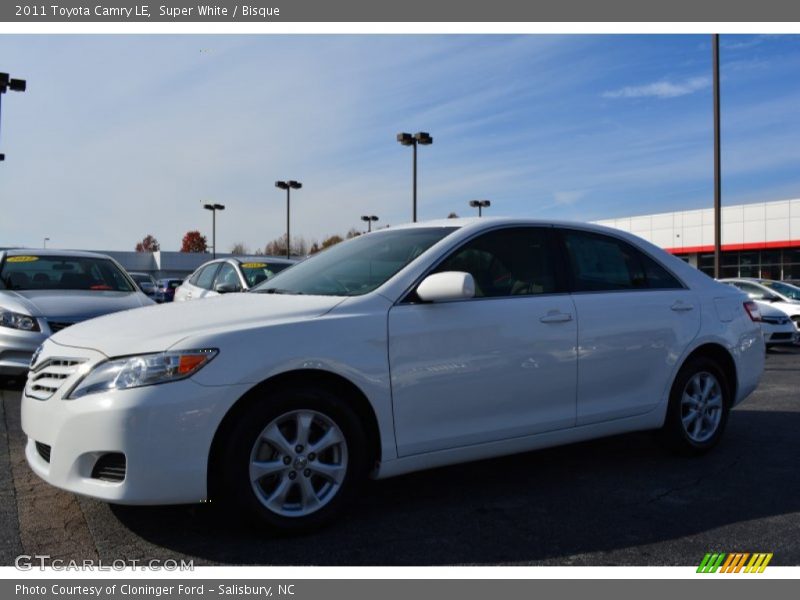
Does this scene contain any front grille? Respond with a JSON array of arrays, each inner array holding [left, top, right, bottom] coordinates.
[[762, 316, 789, 325], [26, 358, 86, 400], [771, 332, 793, 340], [35, 441, 51, 463], [91, 453, 126, 482], [47, 321, 75, 333]]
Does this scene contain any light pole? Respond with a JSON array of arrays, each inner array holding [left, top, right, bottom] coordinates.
[[712, 34, 722, 279], [43, 237, 49, 248], [469, 200, 491, 217], [0, 72, 27, 162], [360, 215, 379, 233], [275, 180, 302, 259], [396, 131, 433, 222], [203, 203, 225, 259]]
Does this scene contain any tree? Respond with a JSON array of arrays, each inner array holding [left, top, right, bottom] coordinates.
[[345, 228, 361, 239], [320, 234, 344, 250], [230, 242, 249, 255], [447, 212, 459, 219], [309, 242, 321, 255], [263, 234, 309, 257], [181, 230, 208, 253], [135, 234, 160, 253]]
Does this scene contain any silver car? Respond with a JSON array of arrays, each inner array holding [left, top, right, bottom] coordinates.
[[0, 249, 154, 380]]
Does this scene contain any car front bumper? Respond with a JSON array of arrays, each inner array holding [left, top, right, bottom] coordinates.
[[0, 326, 46, 376], [21, 356, 250, 505]]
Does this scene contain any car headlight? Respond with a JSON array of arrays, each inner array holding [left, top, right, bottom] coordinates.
[[67, 349, 218, 399], [0, 310, 41, 332]]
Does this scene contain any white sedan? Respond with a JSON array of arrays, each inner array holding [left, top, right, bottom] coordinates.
[[21, 219, 765, 532]]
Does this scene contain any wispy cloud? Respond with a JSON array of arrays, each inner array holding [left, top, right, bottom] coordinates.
[[602, 76, 710, 99]]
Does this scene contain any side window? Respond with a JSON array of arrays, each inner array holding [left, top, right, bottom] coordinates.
[[214, 263, 241, 290], [194, 264, 220, 290], [563, 230, 681, 292], [733, 282, 766, 298], [432, 228, 557, 298]]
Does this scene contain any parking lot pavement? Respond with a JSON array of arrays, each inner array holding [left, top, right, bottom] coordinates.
[[1, 346, 799, 567]]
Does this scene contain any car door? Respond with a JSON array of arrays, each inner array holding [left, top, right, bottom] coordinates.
[[177, 263, 220, 301], [388, 226, 578, 457], [557, 228, 701, 425]]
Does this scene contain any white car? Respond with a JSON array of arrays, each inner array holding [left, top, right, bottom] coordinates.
[[174, 257, 295, 302], [22, 219, 765, 532], [755, 301, 799, 348], [720, 278, 800, 330]]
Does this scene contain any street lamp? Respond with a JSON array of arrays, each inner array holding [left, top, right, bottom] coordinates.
[[396, 131, 433, 222], [203, 203, 225, 259], [469, 200, 491, 217], [360, 215, 379, 233], [0, 72, 27, 162], [43, 237, 49, 248], [275, 180, 302, 259]]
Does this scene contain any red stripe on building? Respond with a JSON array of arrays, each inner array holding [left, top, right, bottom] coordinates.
[[664, 240, 800, 255]]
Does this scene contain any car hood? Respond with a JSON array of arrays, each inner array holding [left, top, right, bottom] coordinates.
[[1, 289, 151, 319], [50, 292, 346, 357]]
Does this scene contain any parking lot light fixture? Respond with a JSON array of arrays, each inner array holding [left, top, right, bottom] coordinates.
[[469, 200, 491, 217], [203, 203, 225, 259], [43, 237, 50, 248], [360, 215, 379, 233], [0, 72, 27, 162], [396, 131, 433, 223], [275, 180, 302, 259]]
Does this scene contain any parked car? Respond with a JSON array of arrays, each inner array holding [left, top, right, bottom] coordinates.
[[154, 278, 184, 303], [174, 256, 295, 302], [0, 249, 154, 381], [128, 272, 157, 299], [22, 220, 764, 532], [755, 302, 798, 348], [719, 278, 800, 330]]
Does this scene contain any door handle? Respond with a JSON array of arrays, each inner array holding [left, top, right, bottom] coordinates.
[[671, 301, 694, 312], [540, 312, 573, 323]]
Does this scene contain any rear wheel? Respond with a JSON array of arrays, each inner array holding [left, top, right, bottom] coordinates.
[[659, 357, 731, 455], [216, 385, 368, 533]]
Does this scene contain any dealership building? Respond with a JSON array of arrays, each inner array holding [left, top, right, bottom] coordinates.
[[595, 197, 800, 281]]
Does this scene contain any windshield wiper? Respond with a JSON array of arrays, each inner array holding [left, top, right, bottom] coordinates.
[[261, 288, 302, 295]]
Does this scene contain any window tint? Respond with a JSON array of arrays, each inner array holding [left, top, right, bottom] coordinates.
[[433, 228, 557, 298], [194, 264, 220, 290], [563, 230, 682, 292], [214, 263, 241, 290]]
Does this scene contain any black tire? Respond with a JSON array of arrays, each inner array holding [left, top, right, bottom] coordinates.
[[659, 356, 731, 456], [215, 384, 368, 533]]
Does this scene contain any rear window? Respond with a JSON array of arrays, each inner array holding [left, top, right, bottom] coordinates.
[[0, 255, 135, 292]]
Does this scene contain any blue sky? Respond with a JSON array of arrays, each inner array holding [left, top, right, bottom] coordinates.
[[1, 34, 799, 252]]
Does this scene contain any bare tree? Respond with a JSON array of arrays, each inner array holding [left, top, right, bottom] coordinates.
[[230, 242, 249, 255]]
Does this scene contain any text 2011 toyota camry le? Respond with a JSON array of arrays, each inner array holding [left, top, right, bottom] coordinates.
[[22, 219, 765, 531]]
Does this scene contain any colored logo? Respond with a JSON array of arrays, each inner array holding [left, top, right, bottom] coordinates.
[[697, 553, 773, 573]]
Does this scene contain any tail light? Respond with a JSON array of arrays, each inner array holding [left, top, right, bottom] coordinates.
[[744, 301, 762, 322]]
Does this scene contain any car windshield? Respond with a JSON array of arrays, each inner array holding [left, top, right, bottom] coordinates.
[[238, 261, 292, 288], [0, 255, 136, 292], [252, 227, 458, 296], [763, 280, 800, 301]]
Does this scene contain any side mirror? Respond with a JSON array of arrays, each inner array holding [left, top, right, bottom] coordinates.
[[416, 271, 475, 302], [214, 282, 240, 294]]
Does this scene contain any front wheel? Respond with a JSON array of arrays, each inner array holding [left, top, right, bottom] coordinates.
[[217, 386, 368, 533], [659, 357, 731, 455]]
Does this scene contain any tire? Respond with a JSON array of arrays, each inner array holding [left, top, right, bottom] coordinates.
[[215, 384, 368, 533], [659, 356, 731, 455]]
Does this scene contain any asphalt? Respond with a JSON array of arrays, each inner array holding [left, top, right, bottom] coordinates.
[[1, 346, 798, 566]]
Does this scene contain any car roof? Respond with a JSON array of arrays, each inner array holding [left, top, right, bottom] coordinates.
[[1, 248, 116, 260], [233, 256, 296, 264]]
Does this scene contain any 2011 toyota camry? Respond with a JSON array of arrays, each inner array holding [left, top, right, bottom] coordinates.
[[21, 219, 765, 531]]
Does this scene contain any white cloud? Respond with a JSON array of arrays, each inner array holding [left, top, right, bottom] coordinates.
[[602, 77, 710, 99]]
